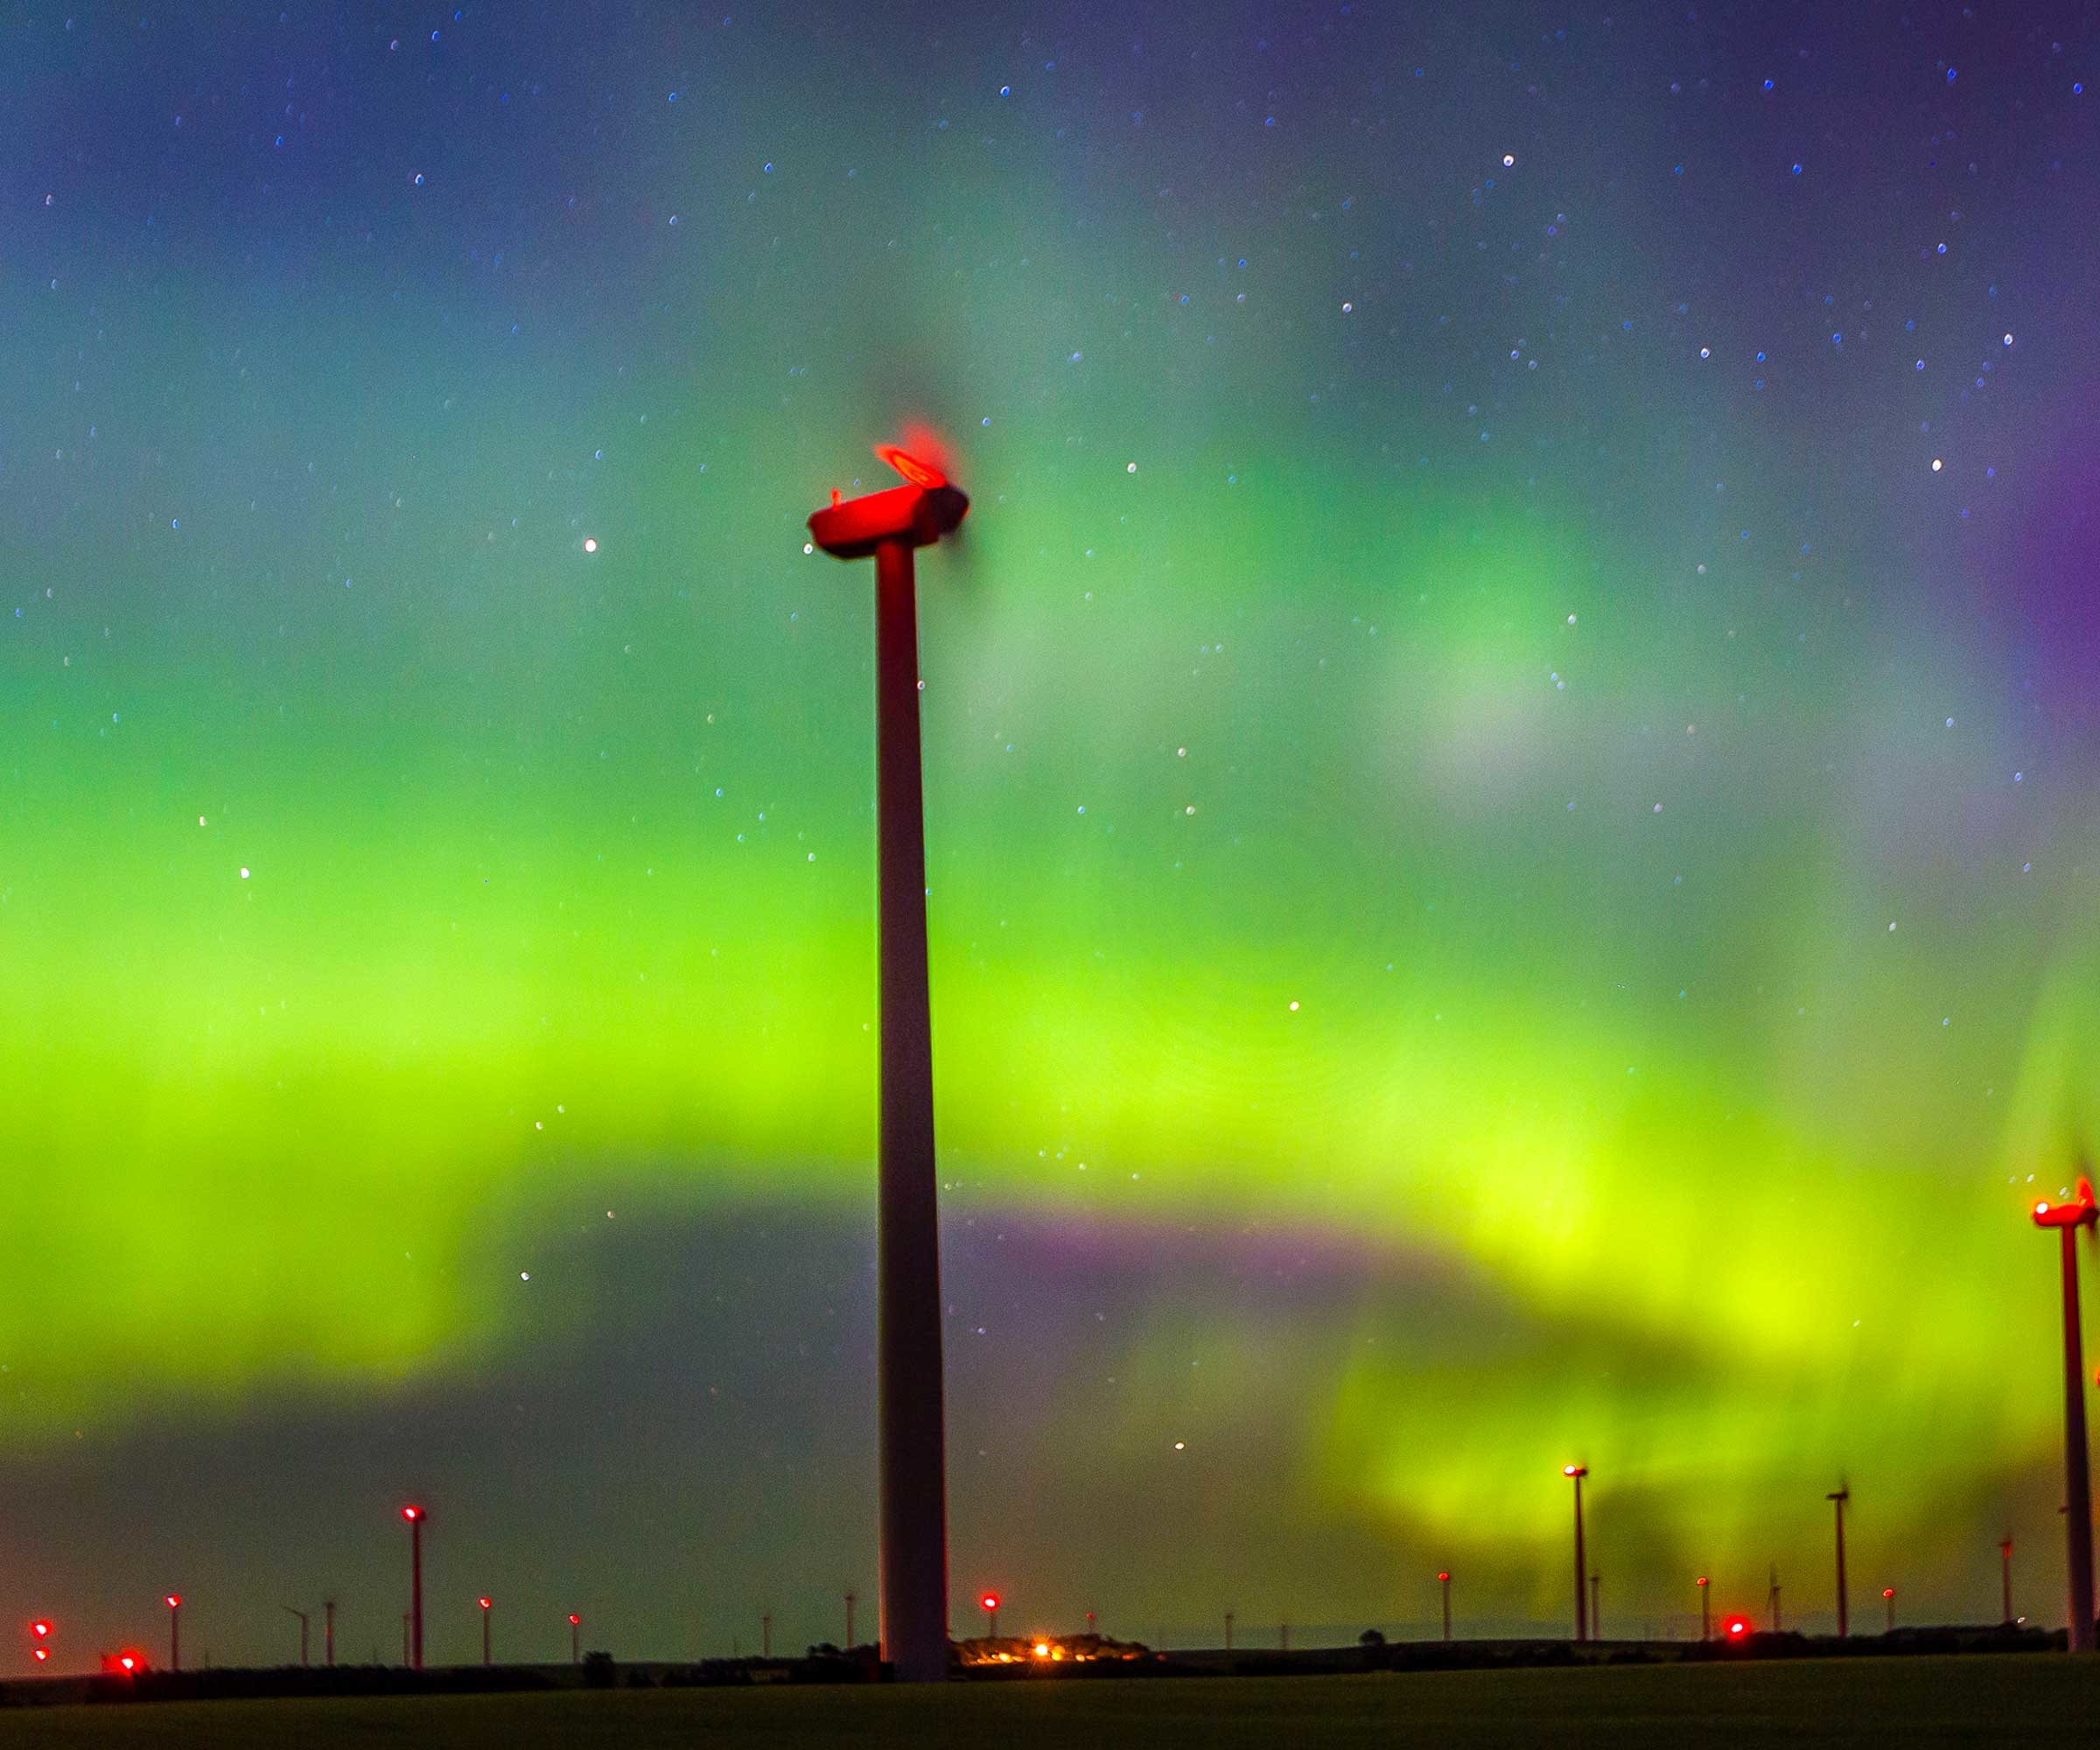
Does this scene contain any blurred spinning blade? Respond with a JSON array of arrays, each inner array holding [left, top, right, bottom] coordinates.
[[858, 337, 980, 586]]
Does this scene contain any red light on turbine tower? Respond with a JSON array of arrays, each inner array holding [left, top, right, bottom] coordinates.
[[980, 1593, 999, 1613], [402, 1504, 421, 1522], [164, 1595, 180, 1610], [479, 1597, 492, 1611], [568, 1614, 579, 1627], [1725, 1615, 1750, 1637]]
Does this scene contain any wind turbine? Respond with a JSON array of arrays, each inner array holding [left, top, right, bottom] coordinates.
[[2031, 1172, 2097, 1651], [1563, 1466, 1589, 1642], [807, 440, 970, 1684], [401, 1506, 426, 1671], [1827, 1486, 1850, 1638]]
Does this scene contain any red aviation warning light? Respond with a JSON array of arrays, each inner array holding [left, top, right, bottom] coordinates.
[[1725, 1615, 1750, 1638], [31, 1618, 51, 1663]]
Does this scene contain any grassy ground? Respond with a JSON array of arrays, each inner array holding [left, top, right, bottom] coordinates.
[[0, 1656, 2093, 1747]]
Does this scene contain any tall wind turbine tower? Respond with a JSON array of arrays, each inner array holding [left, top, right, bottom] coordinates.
[[2031, 1173, 2097, 1651], [808, 441, 970, 1683]]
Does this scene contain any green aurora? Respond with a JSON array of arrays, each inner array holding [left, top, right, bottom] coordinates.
[[4, 0, 2099, 1657]]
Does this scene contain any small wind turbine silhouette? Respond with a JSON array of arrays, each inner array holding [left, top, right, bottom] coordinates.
[[807, 440, 970, 1684], [1562, 1466, 1589, 1642], [1827, 1485, 1850, 1638]]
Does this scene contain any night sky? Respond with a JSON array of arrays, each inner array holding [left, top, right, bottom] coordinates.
[[4, 0, 2100, 1670]]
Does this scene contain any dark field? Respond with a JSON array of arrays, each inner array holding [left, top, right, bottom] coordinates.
[[0, 1657, 2094, 1749]]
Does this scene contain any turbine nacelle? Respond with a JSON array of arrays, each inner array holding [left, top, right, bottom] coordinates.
[[808, 444, 969, 558], [2032, 1176, 2098, 1229]]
